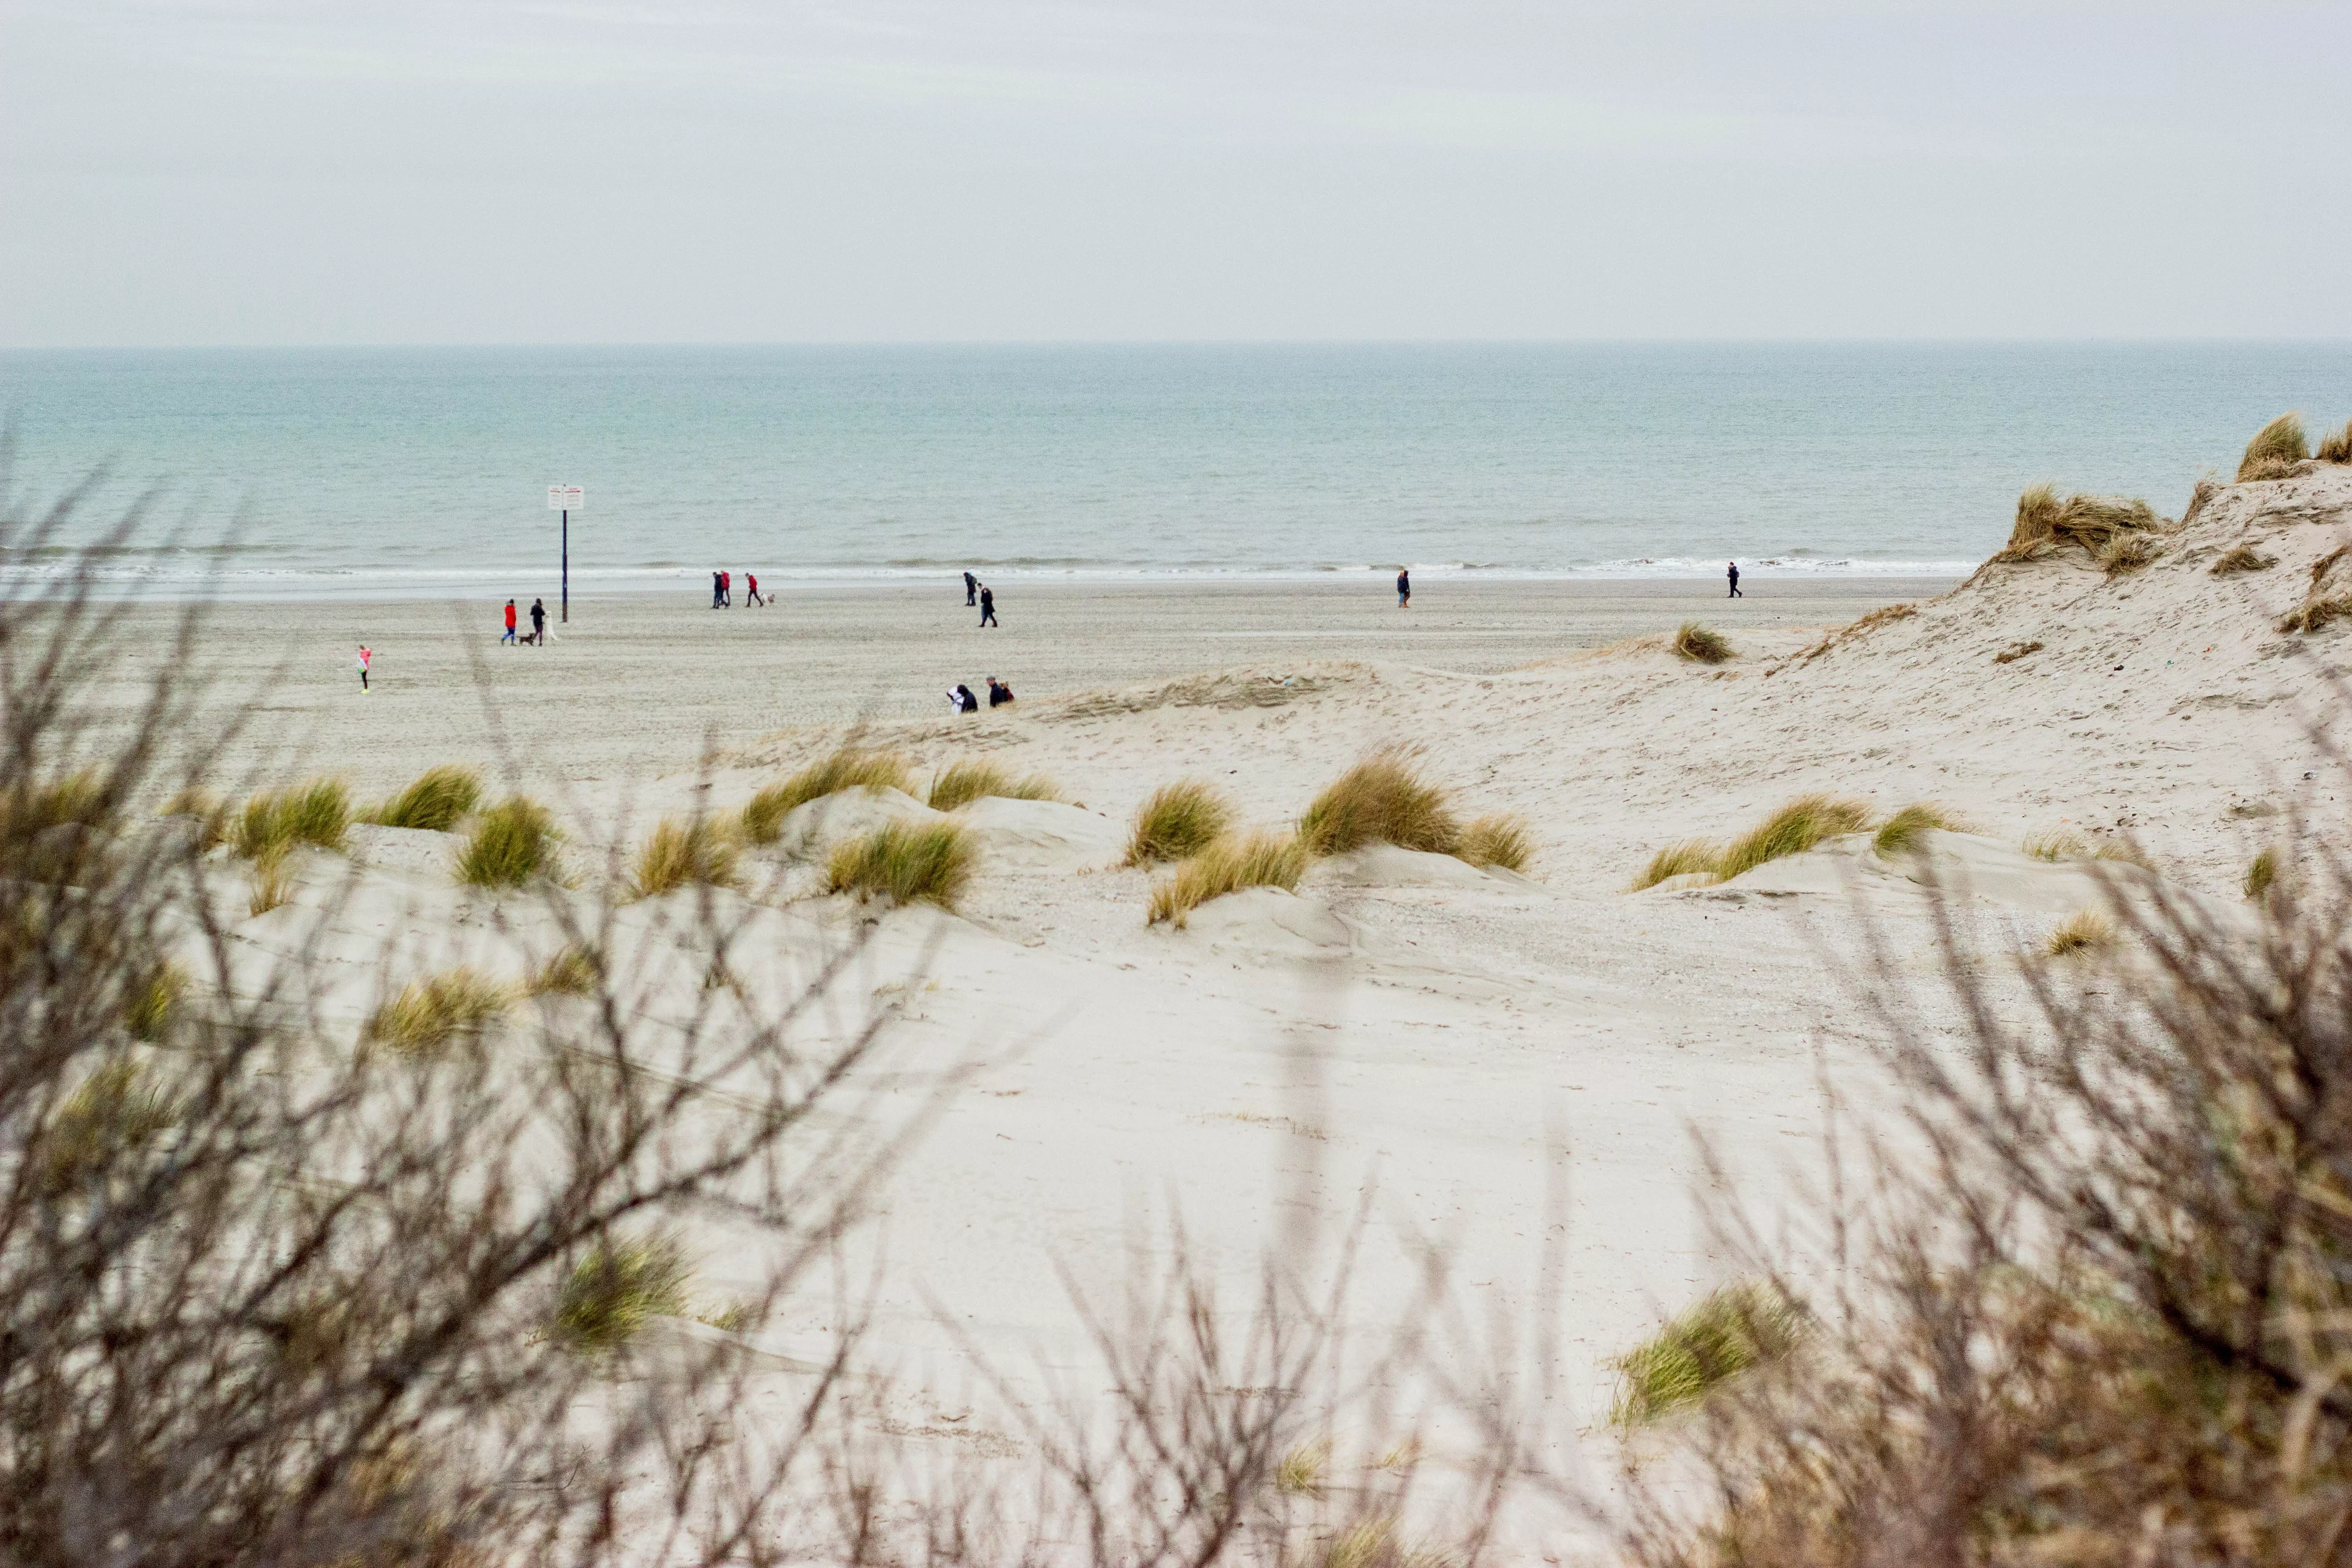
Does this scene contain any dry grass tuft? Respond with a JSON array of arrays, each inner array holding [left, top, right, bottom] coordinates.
[[2237, 412, 2309, 481], [2210, 544, 2276, 575], [1147, 832, 1309, 927], [826, 820, 975, 909], [456, 797, 557, 887], [527, 945, 601, 996], [365, 967, 515, 1057], [124, 961, 185, 1041], [1275, 1440, 1329, 1497], [2180, 473, 2221, 526], [1996, 485, 2161, 563], [1993, 640, 2044, 665], [925, 758, 1061, 811], [1872, 803, 1964, 858], [631, 817, 742, 899], [1800, 602, 1917, 662], [740, 748, 914, 843], [2090, 838, 2157, 872], [2320, 418, 2352, 465], [43, 1058, 179, 1191], [234, 779, 350, 860], [2, 771, 110, 843], [2023, 830, 2087, 862], [1298, 751, 1461, 858], [247, 851, 294, 916], [1673, 622, 1733, 664], [1609, 1281, 1805, 1430], [2099, 532, 2159, 576], [1630, 839, 1722, 892], [550, 1235, 690, 1353], [365, 765, 483, 832], [1458, 813, 1533, 872], [1716, 795, 1873, 882], [2244, 847, 2279, 901], [2276, 593, 2352, 635], [1127, 779, 1238, 866], [2044, 908, 2117, 956]]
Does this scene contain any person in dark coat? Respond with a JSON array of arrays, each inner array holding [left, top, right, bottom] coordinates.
[[979, 586, 998, 627], [1396, 568, 1411, 608], [1727, 560, 1743, 598], [964, 571, 979, 606], [987, 676, 1014, 707]]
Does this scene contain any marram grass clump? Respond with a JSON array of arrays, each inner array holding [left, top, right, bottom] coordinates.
[[234, 779, 351, 860], [550, 1235, 690, 1354], [1127, 779, 1238, 866], [1630, 839, 1722, 892], [2099, 532, 2159, 576], [1147, 832, 1309, 928], [364, 764, 483, 832], [1458, 812, 1533, 872], [2237, 412, 2309, 482], [2023, 830, 2088, 862], [1715, 794, 1872, 882], [926, 758, 1061, 811], [739, 748, 914, 844], [42, 1058, 179, 1191], [1872, 802, 1963, 858], [527, 945, 601, 997], [123, 962, 186, 1042], [2320, 419, 2352, 465], [2045, 909, 2117, 957], [1298, 752, 1460, 858], [1996, 485, 2161, 563], [631, 817, 742, 899], [2210, 544, 2277, 576], [457, 797, 557, 888], [827, 820, 974, 909], [0, 771, 110, 843], [365, 968, 515, 1058], [2244, 847, 2279, 902], [1672, 621, 1733, 664], [1608, 1281, 1805, 1430]]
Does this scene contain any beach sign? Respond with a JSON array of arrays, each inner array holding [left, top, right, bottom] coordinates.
[[547, 484, 584, 510]]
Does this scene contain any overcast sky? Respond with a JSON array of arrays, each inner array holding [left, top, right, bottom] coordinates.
[[2, 0, 2348, 346]]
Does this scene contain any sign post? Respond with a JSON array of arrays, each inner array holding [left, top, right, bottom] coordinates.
[[546, 485, 583, 622]]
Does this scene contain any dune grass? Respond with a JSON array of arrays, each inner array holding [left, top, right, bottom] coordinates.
[[124, 961, 185, 1041], [925, 758, 1061, 811], [1996, 485, 2161, 562], [1275, 1440, 1330, 1497], [739, 748, 914, 844], [1147, 831, 1309, 927], [1126, 779, 1238, 866], [2320, 419, 2352, 465], [2237, 412, 2309, 481], [826, 820, 974, 909], [2277, 594, 2352, 635], [1458, 812, 1533, 872], [1297, 752, 1460, 858], [1608, 1281, 1805, 1430], [2090, 838, 2157, 872], [1798, 602, 1918, 662], [364, 765, 483, 832], [2045, 909, 2117, 957], [527, 945, 601, 997], [1872, 802, 1963, 858], [1672, 622, 1733, 664], [364, 967, 515, 1058], [550, 1235, 690, 1354], [2210, 544, 2277, 575], [1993, 640, 2044, 664], [2024, 830, 2088, 862], [1715, 795, 1872, 882], [247, 853, 295, 916], [42, 1058, 179, 1191], [2099, 533, 2159, 576], [1629, 839, 1723, 892], [456, 797, 557, 888], [631, 817, 742, 899], [233, 779, 350, 860], [1, 771, 110, 843], [2244, 848, 2279, 901]]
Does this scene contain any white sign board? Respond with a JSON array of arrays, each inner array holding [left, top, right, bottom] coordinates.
[[547, 485, 584, 510]]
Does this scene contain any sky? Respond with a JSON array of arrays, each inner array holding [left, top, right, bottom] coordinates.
[[2, 0, 2349, 346]]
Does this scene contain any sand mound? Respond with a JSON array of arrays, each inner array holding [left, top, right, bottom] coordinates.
[[947, 796, 1126, 872], [1302, 842, 1523, 890], [766, 785, 943, 860], [347, 823, 462, 876], [1158, 886, 1355, 958]]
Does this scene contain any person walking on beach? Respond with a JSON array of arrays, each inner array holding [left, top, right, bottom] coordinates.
[[979, 585, 998, 627], [721, 569, 732, 608], [502, 600, 518, 645], [1727, 560, 1743, 598], [358, 644, 371, 691], [964, 571, 979, 606], [745, 571, 765, 608], [987, 676, 1014, 707], [1396, 568, 1411, 608], [529, 598, 547, 644], [711, 571, 723, 609]]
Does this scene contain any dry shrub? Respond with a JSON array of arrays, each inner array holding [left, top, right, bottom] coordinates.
[[2320, 419, 2352, 465], [631, 816, 742, 898], [364, 967, 515, 1057], [1609, 1281, 1805, 1430], [1995, 484, 2161, 562], [456, 795, 556, 887], [364, 764, 482, 831], [827, 819, 974, 908], [2043, 908, 2116, 956], [1147, 831, 1308, 927], [1458, 812, 1533, 872], [549, 1235, 690, 1353], [1298, 751, 1461, 858], [233, 778, 349, 859], [2237, 410, 2309, 481], [2098, 532, 2158, 576], [1127, 779, 1238, 865], [1870, 802, 1962, 857], [2245, 846, 2279, 900], [1992, 639, 2043, 664], [2022, 829, 2087, 861], [1715, 795, 1872, 882], [2210, 544, 2277, 575], [926, 757, 1060, 811], [1630, 839, 1722, 892], [1673, 622, 1733, 664], [741, 747, 913, 843]]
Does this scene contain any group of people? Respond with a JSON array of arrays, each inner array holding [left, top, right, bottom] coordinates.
[[500, 598, 549, 645], [711, 570, 765, 608], [961, 572, 999, 627], [947, 676, 1015, 715]]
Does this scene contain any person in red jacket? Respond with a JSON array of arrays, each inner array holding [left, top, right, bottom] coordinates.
[[501, 600, 518, 644], [745, 571, 765, 608]]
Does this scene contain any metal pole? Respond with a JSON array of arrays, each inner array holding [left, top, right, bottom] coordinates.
[[561, 510, 569, 623]]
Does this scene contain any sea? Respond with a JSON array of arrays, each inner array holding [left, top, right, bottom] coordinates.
[[1, 342, 2347, 599]]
